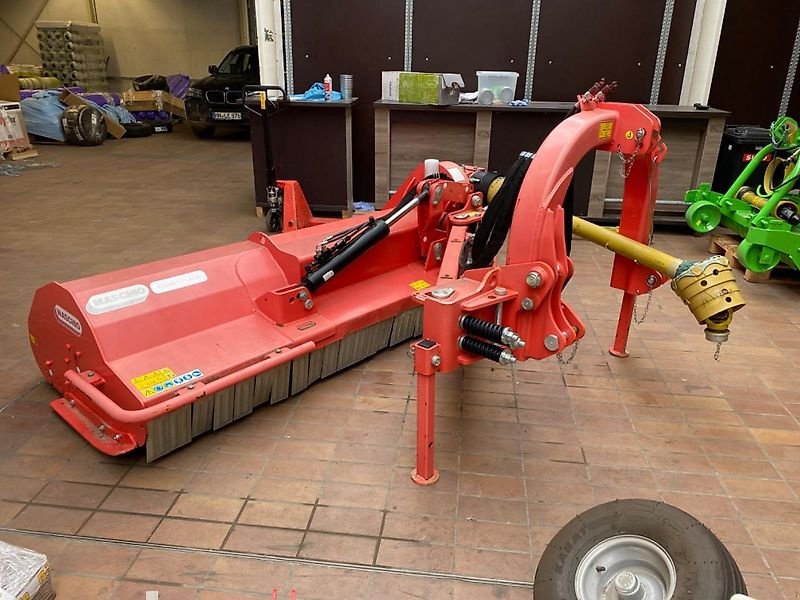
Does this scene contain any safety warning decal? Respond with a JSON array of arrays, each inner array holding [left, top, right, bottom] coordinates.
[[409, 280, 431, 291], [131, 368, 204, 397], [598, 121, 613, 140]]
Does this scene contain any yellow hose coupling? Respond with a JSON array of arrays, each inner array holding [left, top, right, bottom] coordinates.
[[670, 256, 746, 344]]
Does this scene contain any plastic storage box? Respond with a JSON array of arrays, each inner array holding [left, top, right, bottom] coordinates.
[[476, 71, 519, 105]]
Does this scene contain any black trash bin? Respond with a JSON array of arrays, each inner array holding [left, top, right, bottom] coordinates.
[[711, 126, 773, 193]]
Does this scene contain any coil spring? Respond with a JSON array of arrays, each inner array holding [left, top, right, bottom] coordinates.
[[459, 314, 504, 344], [459, 335, 504, 362]]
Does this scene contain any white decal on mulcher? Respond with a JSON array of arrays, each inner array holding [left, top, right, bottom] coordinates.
[[86, 284, 149, 315], [54, 305, 82, 336], [149, 270, 208, 294]]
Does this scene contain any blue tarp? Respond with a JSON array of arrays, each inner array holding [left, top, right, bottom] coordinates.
[[20, 90, 136, 141]]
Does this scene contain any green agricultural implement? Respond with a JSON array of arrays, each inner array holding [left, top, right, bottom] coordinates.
[[685, 117, 800, 273]]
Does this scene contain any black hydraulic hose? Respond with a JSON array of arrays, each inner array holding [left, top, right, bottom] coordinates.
[[303, 220, 391, 291]]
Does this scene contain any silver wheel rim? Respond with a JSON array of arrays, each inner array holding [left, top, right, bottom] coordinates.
[[574, 534, 677, 600]]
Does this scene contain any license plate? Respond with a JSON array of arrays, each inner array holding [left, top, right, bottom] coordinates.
[[212, 111, 242, 121], [154, 125, 169, 133]]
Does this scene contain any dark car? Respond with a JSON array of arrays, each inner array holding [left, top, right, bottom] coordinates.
[[184, 45, 259, 138]]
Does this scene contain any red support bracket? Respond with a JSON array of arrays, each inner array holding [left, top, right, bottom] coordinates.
[[411, 338, 441, 485]]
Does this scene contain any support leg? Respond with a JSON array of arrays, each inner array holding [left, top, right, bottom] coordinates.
[[412, 340, 440, 485], [609, 291, 635, 358]]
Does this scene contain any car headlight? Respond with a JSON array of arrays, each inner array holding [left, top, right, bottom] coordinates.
[[186, 87, 203, 99]]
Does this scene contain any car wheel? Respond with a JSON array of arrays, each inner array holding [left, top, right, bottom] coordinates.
[[533, 499, 747, 600], [192, 126, 215, 139]]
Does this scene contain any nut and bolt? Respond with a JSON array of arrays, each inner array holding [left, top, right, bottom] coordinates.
[[521, 297, 534, 311], [501, 329, 526, 349], [275, 348, 283, 353], [470, 194, 482, 207], [526, 271, 542, 288], [646, 274, 658, 288], [431, 355, 442, 367], [494, 287, 507, 296], [299, 290, 309, 300], [498, 350, 517, 365], [98, 425, 105, 433], [544, 334, 560, 351], [87, 370, 95, 377], [304, 299, 314, 310], [113, 434, 122, 441]]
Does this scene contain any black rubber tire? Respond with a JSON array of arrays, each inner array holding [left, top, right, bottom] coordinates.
[[192, 126, 215, 139], [533, 499, 747, 600], [61, 105, 107, 146], [122, 122, 153, 138]]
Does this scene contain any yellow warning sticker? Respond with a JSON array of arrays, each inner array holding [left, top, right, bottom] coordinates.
[[409, 280, 431, 291], [598, 120, 613, 140], [625, 129, 634, 140], [131, 367, 175, 396]]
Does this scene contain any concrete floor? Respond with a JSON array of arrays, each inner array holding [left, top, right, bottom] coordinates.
[[2, 124, 800, 598]]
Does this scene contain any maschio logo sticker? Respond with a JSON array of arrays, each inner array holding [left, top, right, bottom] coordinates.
[[54, 304, 82, 336], [150, 270, 208, 295], [85, 284, 149, 315]]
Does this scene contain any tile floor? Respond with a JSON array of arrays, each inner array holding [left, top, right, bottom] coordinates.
[[2, 125, 800, 598]]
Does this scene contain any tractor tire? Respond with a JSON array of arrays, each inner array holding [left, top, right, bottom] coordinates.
[[61, 105, 107, 146], [533, 499, 747, 600], [192, 126, 215, 139]]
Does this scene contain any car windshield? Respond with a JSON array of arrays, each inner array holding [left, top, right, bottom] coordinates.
[[217, 48, 257, 75]]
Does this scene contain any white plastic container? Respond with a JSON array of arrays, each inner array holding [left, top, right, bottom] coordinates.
[[476, 71, 519, 104]]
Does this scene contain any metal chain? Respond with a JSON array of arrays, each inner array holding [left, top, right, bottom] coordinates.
[[617, 128, 646, 178], [713, 342, 722, 362], [633, 290, 653, 324], [556, 339, 580, 365]]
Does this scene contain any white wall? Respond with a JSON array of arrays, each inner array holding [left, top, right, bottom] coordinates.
[[1, 0, 245, 89], [96, 0, 243, 88]]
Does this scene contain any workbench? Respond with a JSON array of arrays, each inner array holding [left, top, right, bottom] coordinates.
[[374, 100, 729, 222]]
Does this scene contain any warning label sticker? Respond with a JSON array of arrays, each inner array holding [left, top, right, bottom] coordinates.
[[598, 121, 613, 140], [409, 280, 431, 291], [131, 368, 205, 397]]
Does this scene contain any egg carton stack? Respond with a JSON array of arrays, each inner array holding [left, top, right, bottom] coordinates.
[[36, 20, 108, 91]]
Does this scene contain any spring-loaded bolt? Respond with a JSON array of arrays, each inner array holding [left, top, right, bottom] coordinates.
[[526, 271, 542, 288], [470, 194, 482, 207], [521, 297, 534, 310], [646, 274, 658, 288], [304, 299, 314, 310], [544, 334, 560, 351], [498, 350, 517, 365], [494, 287, 508, 296], [431, 355, 441, 367]]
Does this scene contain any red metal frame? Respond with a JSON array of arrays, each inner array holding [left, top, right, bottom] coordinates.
[[28, 97, 669, 480]]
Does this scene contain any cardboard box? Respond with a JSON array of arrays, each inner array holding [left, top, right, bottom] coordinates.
[[0, 73, 21, 102], [60, 89, 126, 139], [0, 540, 56, 600], [381, 71, 463, 105], [122, 90, 186, 119], [0, 100, 30, 153]]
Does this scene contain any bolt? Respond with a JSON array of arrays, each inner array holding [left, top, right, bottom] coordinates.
[[470, 194, 482, 207], [304, 299, 314, 310], [113, 434, 122, 441], [187, 384, 195, 390], [87, 370, 95, 377], [494, 287, 507, 296], [646, 274, 658, 288], [299, 290, 308, 300], [526, 271, 542, 288], [498, 350, 517, 365], [431, 355, 441, 367], [433, 242, 444, 261], [98, 425, 105, 433], [275, 348, 283, 353], [68, 399, 75, 407], [521, 297, 534, 311], [544, 334, 560, 351], [501, 329, 526, 349]]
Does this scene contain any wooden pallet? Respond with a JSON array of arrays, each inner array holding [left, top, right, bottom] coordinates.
[[707, 233, 799, 283], [1, 145, 39, 161]]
